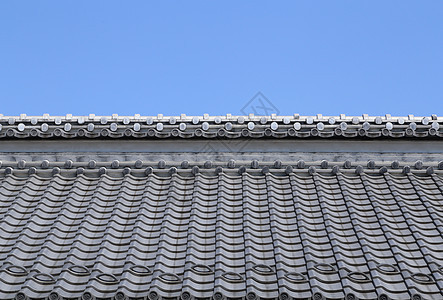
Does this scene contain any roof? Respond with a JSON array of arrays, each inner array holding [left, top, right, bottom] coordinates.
[[0, 115, 442, 300], [0, 114, 442, 140], [0, 161, 442, 299]]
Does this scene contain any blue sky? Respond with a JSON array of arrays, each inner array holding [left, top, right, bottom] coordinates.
[[0, 1, 441, 116]]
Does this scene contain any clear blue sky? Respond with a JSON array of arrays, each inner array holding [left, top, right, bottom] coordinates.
[[0, 1, 441, 116]]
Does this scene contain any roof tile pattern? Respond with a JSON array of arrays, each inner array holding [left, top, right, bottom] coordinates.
[[0, 172, 442, 300], [0, 114, 442, 139]]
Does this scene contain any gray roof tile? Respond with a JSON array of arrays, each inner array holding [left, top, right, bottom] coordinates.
[[0, 166, 442, 299], [0, 114, 442, 140]]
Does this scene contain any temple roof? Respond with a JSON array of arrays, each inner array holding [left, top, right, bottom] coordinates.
[[0, 114, 442, 300]]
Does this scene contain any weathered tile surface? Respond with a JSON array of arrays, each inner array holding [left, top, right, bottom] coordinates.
[[0, 171, 442, 300]]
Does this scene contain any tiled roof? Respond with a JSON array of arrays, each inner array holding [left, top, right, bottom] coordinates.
[[0, 114, 442, 139], [0, 162, 442, 299], [0, 113, 442, 299]]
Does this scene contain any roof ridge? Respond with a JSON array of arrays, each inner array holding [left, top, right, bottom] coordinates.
[[0, 113, 440, 120], [0, 114, 441, 139]]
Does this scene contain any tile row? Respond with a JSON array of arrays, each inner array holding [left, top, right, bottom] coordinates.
[[0, 114, 441, 140], [1, 159, 442, 178]]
